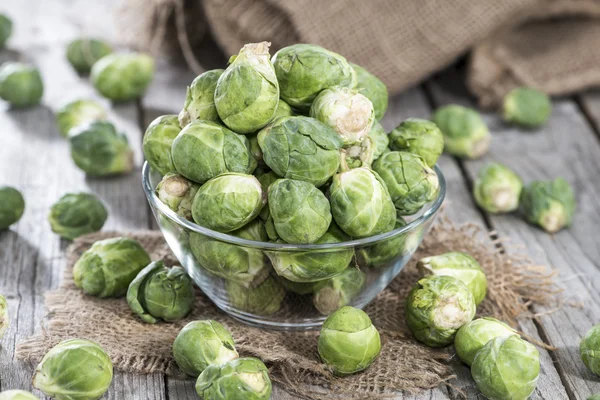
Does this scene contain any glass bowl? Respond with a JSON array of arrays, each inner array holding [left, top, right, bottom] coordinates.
[[142, 162, 445, 331]]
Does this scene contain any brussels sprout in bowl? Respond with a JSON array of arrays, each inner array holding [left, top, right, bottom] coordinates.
[[142, 161, 445, 330]]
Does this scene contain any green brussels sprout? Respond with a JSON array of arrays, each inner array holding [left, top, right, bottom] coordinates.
[[196, 357, 272, 400], [48, 192, 108, 240], [351, 63, 388, 120], [272, 44, 356, 111], [91, 53, 154, 102], [257, 116, 343, 186], [0, 294, 8, 339], [312, 268, 366, 315], [318, 306, 381, 375], [173, 320, 239, 377], [273, 99, 294, 119], [248, 135, 264, 167], [215, 42, 279, 134], [344, 136, 374, 169], [73, 237, 151, 297], [278, 278, 317, 295], [471, 336, 540, 400], [268, 179, 331, 244], [179, 69, 224, 127], [520, 177, 575, 233], [171, 120, 256, 184], [0, 186, 25, 230], [417, 252, 487, 305], [405, 275, 476, 347], [66, 38, 113, 73], [127, 261, 194, 323], [0, 14, 12, 48], [156, 173, 199, 221], [256, 170, 278, 220], [264, 216, 279, 242], [330, 167, 396, 238], [228, 275, 285, 315], [190, 220, 269, 287], [0, 390, 38, 400], [388, 118, 444, 167], [33, 339, 113, 400], [55, 99, 108, 138], [267, 224, 353, 282], [0, 62, 44, 107], [473, 162, 523, 214], [454, 317, 518, 366], [373, 151, 439, 215], [309, 86, 375, 146], [580, 325, 600, 375], [142, 115, 181, 176], [192, 173, 265, 233], [432, 105, 491, 159], [68, 121, 134, 177], [503, 87, 551, 128], [356, 217, 419, 268], [368, 121, 389, 161]]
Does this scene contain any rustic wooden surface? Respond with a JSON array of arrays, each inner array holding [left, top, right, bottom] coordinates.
[[1, 1, 600, 399]]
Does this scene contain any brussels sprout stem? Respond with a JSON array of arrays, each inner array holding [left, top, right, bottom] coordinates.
[[339, 150, 351, 172], [470, 135, 491, 159]]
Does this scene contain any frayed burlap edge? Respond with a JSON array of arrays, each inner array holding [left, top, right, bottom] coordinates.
[[16, 217, 560, 399]]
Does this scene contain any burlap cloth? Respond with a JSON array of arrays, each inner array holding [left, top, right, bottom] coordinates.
[[16, 218, 558, 399], [119, 0, 600, 108]]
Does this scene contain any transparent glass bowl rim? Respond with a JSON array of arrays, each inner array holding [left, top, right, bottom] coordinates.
[[142, 161, 446, 251]]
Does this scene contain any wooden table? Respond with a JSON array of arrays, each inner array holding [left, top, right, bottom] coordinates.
[[1, 1, 600, 399]]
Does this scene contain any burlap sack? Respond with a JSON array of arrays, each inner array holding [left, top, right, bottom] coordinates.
[[119, 0, 600, 108], [17, 219, 558, 399]]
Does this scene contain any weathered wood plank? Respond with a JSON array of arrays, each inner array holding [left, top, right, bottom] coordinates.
[[427, 66, 593, 399]]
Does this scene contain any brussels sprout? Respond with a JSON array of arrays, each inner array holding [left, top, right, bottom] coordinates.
[[318, 306, 381, 375], [179, 69, 224, 127], [471, 336, 540, 400], [48, 192, 108, 240], [369, 121, 389, 161], [473, 162, 523, 214], [257, 116, 343, 186], [0, 14, 12, 48], [580, 325, 600, 375], [142, 115, 181, 176], [0, 62, 44, 107], [454, 317, 518, 366], [173, 320, 239, 377], [278, 278, 317, 295], [330, 167, 396, 238], [0, 390, 38, 400], [127, 261, 194, 323], [309, 86, 374, 146], [356, 217, 419, 268], [55, 99, 108, 138], [228, 275, 285, 315], [0, 294, 7, 339], [373, 151, 439, 215], [417, 252, 487, 305], [432, 105, 491, 159], [312, 268, 365, 315], [388, 118, 444, 167], [248, 135, 264, 167], [267, 224, 353, 282], [268, 179, 331, 244], [190, 220, 269, 287], [520, 177, 575, 233], [66, 38, 113, 73], [256, 170, 278, 194], [0, 186, 25, 230], [273, 99, 294, 119], [172, 120, 256, 184], [215, 42, 279, 134], [192, 173, 265, 233], [69, 121, 134, 177], [264, 216, 279, 242], [33, 339, 113, 400], [272, 44, 356, 111], [351, 63, 388, 120], [196, 357, 272, 400], [344, 136, 374, 169], [91, 53, 154, 102], [503, 87, 551, 128], [156, 173, 199, 221], [73, 237, 151, 297], [405, 275, 476, 347]]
